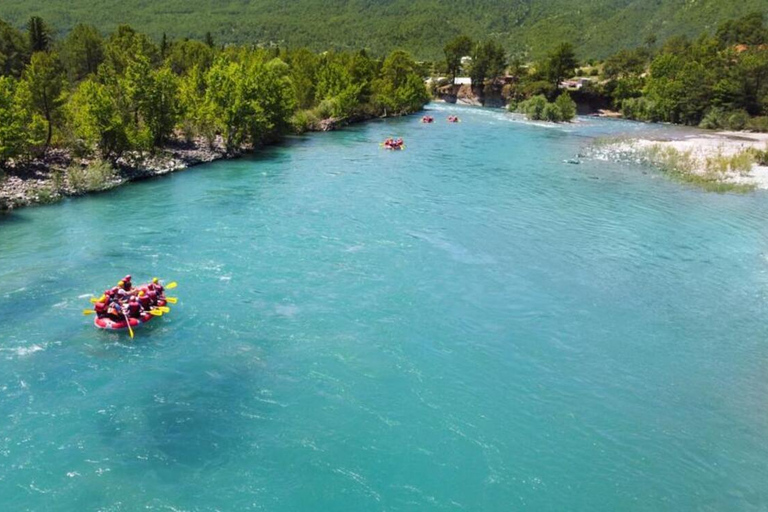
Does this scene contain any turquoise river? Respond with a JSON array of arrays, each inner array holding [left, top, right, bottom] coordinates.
[[1, 104, 768, 511]]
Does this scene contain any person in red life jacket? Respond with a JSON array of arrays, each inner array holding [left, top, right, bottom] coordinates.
[[127, 296, 142, 319], [149, 277, 164, 297], [94, 301, 107, 318], [122, 275, 133, 292], [138, 290, 152, 311], [147, 288, 158, 306]]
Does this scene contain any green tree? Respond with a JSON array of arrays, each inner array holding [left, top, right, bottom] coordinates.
[[60, 24, 104, 82], [22, 51, 65, 151], [554, 92, 577, 121], [68, 78, 130, 159], [27, 16, 51, 53], [470, 40, 506, 88], [735, 49, 768, 114], [104, 24, 160, 75], [603, 49, 646, 80], [0, 76, 45, 165], [142, 66, 182, 145], [0, 19, 28, 77], [443, 35, 472, 83], [166, 39, 214, 75], [202, 57, 264, 151], [716, 12, 768, 47], [288, 48, 319, 109], [543, 42, 578, 89], [373, 50, 429, 115], [160, 33, 169, 58]]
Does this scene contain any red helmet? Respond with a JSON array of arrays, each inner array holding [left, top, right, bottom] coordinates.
[[124, 275, 132, 282]]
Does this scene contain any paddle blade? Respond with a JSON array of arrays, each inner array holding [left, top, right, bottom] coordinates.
[[159, 306, 171, 313], [83, 309, 95, 315], [149, 309, 163, 316], [90, 297, 99, 304], [165, 297, 178, 304], [165, 282, 177, 290]]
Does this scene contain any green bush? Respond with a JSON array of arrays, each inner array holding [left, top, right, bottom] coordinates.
[[290, 109, 320, 133], [746, 116, 768, 132], [749, 144, 768, 165], [518, 95, 548, 120], [315, 98, 338, 119], [726, 110, 750, 131], [621, 97, 653, 121], [554, 92, 577, 121], [67, 159, 117, 193], [517, 94, 575, 122], [699, 108, 725, 130], [542, 102, 563, 122]]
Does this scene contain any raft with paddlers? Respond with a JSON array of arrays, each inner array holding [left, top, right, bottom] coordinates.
[[421, 115, 434, 123], [84, 275, 178, 338], [447, 115, 460, 123], [382, 137, 405, 150]]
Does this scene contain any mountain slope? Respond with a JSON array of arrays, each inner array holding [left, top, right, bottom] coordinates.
[[0, 0, 766, 59]]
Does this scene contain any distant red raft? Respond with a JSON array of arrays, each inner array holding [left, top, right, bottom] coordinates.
[[382, 137, 405, 150]]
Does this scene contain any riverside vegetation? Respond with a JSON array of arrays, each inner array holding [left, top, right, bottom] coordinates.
[[440, 13, 768, 130], [0, 17, 429, 210], [435, 13, 768, 191]]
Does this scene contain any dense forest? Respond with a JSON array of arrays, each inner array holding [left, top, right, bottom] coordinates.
[[588, 12, 768, 130], [0, 17, 429, 174], [0, 0, 766, 60]]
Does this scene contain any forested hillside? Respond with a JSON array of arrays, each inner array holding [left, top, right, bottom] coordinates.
[[0, 0, 766, 59]]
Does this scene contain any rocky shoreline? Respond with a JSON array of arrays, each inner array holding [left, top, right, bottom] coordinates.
[[0, 137, 228, 212], [0, 115, 354, 213]]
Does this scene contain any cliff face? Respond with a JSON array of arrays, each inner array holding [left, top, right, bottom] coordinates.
[[436, 83, 507, 108]]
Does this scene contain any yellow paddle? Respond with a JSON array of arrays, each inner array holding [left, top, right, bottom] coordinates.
[[157, 306, 170, 313], [90, 295, 105, 304], [165, 297, 178, 304], [83, 309, 95, 315], [121, 310, 134, 339], [165, 282, 177, 290], [148, 309, 163, 316]]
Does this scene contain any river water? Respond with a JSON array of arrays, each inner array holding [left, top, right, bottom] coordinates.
[[1, 104, 768, 510]]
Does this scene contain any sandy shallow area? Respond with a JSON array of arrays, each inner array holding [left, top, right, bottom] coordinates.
[[601, 130, 768, 189]]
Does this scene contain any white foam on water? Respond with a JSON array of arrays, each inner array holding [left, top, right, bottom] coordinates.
[[1, 344, 45, 358]]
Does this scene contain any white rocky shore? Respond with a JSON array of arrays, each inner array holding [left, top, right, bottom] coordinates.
[[595, 130, 768, 190]]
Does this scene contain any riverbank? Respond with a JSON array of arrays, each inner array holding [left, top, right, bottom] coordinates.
[[592, 130, 768, 192], [0, 138, 228, 211], [0, 115, 365, 213]]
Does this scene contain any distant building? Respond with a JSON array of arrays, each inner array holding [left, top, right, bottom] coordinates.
[[560, 77, 593, 90]]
